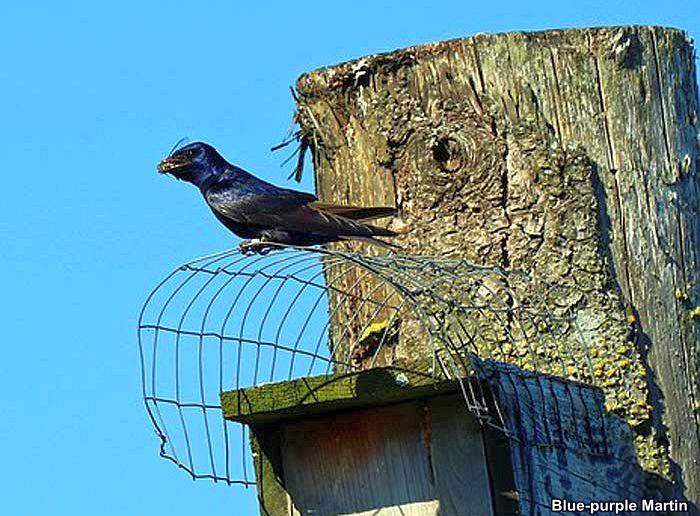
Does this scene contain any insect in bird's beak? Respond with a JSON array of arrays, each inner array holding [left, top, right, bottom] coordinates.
[[157, 155, 191, 174]]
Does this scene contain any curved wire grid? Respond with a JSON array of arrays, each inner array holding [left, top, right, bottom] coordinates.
[[137, 244, 600, 485]]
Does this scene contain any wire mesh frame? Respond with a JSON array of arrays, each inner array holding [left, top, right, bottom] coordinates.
[[136, 244, 608, 486]]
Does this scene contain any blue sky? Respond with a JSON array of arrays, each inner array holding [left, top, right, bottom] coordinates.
[[1, 1, 698, 515]]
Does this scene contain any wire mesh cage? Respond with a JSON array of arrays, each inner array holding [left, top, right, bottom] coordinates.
[[137, 244, 610, 486]]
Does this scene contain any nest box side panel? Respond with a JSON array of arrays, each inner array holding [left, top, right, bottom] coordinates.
[[279, 396, 494, 516]]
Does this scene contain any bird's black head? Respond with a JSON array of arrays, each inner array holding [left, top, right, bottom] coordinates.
[[157, 141, 228, 187]]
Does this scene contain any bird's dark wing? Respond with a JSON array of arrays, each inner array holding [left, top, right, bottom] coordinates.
[[205, 173, 394, 238], [309, 203, 396, 221]]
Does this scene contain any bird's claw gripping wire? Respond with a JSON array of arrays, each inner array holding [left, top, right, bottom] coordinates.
[[238, 239, 275, 255]]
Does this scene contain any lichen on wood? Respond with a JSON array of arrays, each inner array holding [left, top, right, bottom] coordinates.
[[294, 26, 700, 502]]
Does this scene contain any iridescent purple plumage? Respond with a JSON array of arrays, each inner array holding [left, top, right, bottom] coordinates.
[[158, 142, 397, 250]]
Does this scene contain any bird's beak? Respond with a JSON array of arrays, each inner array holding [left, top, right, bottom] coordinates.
[[157, 155, 191, 174]]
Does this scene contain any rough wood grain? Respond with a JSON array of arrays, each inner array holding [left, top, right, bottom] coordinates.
[[281, 396, 493, 516], [479, 359, 645, 516], [430, 396, 496, 515], [295, 26, 700, 503]]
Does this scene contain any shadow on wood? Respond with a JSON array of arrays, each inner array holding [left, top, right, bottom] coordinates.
[[253, 395, 495, 516], [228, 361, 672, 515]]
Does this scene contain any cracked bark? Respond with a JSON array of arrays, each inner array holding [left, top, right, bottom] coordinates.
[[295, 26, 700, 504]]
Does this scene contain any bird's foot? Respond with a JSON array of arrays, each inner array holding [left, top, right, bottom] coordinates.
[[239, 239, 275, 255]]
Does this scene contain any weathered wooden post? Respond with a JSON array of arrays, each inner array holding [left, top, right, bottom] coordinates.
[[295, 25, 700, 503], [220, 25, 700, 514]]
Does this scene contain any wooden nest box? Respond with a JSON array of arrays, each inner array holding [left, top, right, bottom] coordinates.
[[222, 364, 510, 515]]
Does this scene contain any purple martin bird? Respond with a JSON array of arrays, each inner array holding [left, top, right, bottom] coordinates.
[[157, 142, 398, 252]]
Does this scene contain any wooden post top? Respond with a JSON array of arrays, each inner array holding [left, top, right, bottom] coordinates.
[[296, 26, 689, 97]]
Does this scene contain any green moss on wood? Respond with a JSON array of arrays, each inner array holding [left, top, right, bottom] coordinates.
[[249, 426, 289, 516], [221, 360, 456, 425]]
